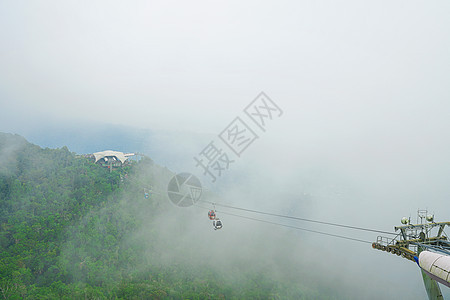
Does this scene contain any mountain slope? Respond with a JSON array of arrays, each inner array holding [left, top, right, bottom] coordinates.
[[0, 133, 315, 299]]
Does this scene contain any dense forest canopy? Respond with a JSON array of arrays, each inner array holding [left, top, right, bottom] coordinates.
[[0, 132, 319, 299]]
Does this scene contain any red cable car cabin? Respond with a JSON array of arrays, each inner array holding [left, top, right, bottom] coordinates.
[[208, 210, 216, 220]]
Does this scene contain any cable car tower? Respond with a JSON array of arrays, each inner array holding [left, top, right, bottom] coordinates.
[[372, 210, 450, 300]]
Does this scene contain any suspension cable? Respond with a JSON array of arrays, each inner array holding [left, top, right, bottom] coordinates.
[[199, 200, 397, 236], [196, 204, 372, 244]]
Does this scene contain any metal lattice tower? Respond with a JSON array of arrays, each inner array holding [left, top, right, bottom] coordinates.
[[372, 210, 450, 300]]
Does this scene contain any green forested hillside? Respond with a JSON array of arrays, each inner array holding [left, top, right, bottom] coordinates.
[[0, 133, 315, 299]]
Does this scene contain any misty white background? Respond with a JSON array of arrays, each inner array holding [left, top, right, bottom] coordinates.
[[1, 1, 450, 299]]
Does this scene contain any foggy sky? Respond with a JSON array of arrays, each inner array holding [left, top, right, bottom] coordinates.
[[1, 1, 449, 131], [1, 1, 450, 299]]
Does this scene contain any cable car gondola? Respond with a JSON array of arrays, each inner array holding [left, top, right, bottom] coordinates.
[[208, 210, 216, 220], [213, 219, 223, 230]]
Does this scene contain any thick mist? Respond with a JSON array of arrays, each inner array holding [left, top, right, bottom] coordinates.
[[129, 103, 450, 299], [1, 0, 450, 298]]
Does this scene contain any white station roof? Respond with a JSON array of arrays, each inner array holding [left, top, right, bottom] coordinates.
[[93, 150, 134, 164]]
